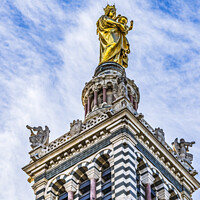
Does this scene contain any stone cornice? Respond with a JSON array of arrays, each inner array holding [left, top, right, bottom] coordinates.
[[25, 127, 195, 196], [22, 107, 200, 193]]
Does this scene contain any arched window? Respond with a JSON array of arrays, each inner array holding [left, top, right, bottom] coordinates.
[[58, 192, 68, 200], [79, 179, 90, 200], [151, 186, 156, 200], [102, 167, 112, 200], [106, 87, 113, 105], [98, 89, 103, 105], [168, 187, 180, 200], [49, 178, 67, 199], [136, 170, 141, 198]]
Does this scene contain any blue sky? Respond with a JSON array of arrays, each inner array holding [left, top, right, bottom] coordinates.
[[0, 0, 200, 199]]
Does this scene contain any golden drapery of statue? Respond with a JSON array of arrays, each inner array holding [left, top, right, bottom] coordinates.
[[96, 4, 133, 68]]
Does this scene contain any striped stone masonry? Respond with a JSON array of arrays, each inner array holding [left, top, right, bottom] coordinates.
[[27, 126, 197, 200], [111, 132, 137, 199], [23, 107, 200, 200], [32, 178, 47, 200]]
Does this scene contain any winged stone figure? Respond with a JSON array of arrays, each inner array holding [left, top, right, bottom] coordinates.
[[26, 125, 50, 149], [172, 138, 195, 164], [172, 138, 180, 153]]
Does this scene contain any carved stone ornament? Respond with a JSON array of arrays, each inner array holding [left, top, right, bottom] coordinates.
[[154, 127, 165, 146], [68, 120, 82, 137], [113, 83, 119, 100], [26, 125, 50, 149], [134, 112, 144, 120], [172, 138, 195, 165], [117, 75, 128, 97]]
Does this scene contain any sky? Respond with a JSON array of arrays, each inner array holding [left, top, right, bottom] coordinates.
[[0, 0, 200, 199]]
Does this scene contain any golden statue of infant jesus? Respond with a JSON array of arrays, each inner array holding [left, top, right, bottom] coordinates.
[[116, 15, 134, 56], [117, 15, 133, 35]]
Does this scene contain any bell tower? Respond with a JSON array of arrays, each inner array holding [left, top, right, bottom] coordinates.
[[22, 5, 200, 200], [82, 62, 139, 120]]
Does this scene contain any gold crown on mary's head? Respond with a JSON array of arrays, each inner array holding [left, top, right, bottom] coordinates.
[[104, 4, 116, 15]]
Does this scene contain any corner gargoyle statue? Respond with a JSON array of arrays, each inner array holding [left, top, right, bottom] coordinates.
[[172, 138, 195, 165], [26, 125, 50, 149]]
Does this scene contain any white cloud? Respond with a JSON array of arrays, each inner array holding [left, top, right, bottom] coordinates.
[[0, 0, 199, 199]]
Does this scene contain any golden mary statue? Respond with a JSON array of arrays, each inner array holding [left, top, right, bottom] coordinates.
[[97, 4, 133, 68]]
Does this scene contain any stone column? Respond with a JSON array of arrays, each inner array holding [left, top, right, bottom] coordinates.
[[87, 95, 92, 113], [93, 89, 98, 109], [90, 178, 96, 200], [84, 101, 88, 117], [86, 165, 100, 200], [145, 183, 152, 200], [68, 191, 74, 200], [141, 173, 154, 200], [64, 179, 77, 200], [134, 100, 138, 111], [130, 94, 134, 104], [103, 86, 107, 103]]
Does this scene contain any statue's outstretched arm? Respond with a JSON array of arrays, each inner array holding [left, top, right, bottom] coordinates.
[[33, 127, 40, 131], [26, 125, 35, 136], [129, 20, 134, 31], [26, 125, 33, 130], [184, 142, 195, 146]]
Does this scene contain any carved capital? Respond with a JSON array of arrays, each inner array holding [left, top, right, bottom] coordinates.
[[93, 84, 98, 92], [45, 192, 56, 200], [84, 99, 88, 104], [86, 165, 100, 180], [64, 179, 77, 193], [88, 93, 93, 98], [103, 84, 107, 89], [157, 188, 170, 199], [141, 173, 154, 185], [93, 88, 98, 93]]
